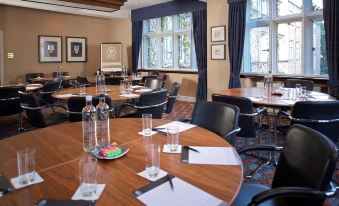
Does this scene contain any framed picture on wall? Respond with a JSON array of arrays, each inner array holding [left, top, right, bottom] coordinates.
[[100, 42, 123, 72], [38, 35, 62, 63], [211, 44, 226, 60], [211, 26, 226, 42], [66, 37, 87, 62]]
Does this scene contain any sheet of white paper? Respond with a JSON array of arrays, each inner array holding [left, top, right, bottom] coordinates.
[[137, 169, 168, 182], [163, 145, 182, 154], [188, 147, 240, 166], [119, 93, 140, 98], [248, 97, 263, 101], [53, 94, 77, 98], [72, 184, 105, 201], [281, 99, 296, 104], [135, 89, 152, 93], [131, 85, 143, 89], [11, 172, 44, 189], [136, 177, 227, 206], [155, 121, 196, 133]]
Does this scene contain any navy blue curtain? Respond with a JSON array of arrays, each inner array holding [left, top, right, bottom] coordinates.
[[193, 10, 207, 101], [132, 21, 143, 73], [227, 0, 247, 88], [323, 0, 339, 97]]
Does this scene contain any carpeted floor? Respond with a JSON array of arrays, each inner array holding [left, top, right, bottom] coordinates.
[[0, 100, 338, 204]]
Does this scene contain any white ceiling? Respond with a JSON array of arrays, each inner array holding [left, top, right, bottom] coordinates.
[[0, 0, 189, 19]]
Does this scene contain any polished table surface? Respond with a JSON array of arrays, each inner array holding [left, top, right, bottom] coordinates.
[[217, 87, 336, 107], [52, 86, 141, 101], [0, 84, 43, 92], [0, 118, 243, 206]]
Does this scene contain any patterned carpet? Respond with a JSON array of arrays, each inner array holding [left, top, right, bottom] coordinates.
[[0, 100, 338, 204]]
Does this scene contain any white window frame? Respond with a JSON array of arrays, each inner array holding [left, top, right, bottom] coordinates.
[[242, 0, 326, 77], [140, 13, 197, 71]]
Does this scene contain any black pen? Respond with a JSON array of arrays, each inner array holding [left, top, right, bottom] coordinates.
[[183, 146, 200, 153], [168, 175, 174, 191], [152, 127, 166, 131]]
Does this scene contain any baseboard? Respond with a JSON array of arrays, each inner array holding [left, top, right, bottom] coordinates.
[[177, 95, 196, 102]]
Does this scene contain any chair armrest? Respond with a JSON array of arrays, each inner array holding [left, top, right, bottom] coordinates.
[[250, 183, 337, 206], [118, 103, 136, 117], [237, 144, 283, 154], [223, 127, 241, 139], [277, 110, 292, 120], [45, 104, 67, 111]]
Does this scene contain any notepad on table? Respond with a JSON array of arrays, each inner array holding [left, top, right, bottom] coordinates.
[[154, 121, 196, 133], [181, 146, 241, 166], [133, 175, 227, 206]]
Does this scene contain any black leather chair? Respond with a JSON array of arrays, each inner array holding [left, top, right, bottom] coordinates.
[[190, 101, 240, 141], [119, 88, 168, 119], [0, 86, 25, 131], [134, 75, 158, 86], [105, 77, 124, 85], [67, 95, 114, 122], [284, 79, 314, 91], [148, 71, 159, 77], [144, 78, 162, 90], [53, 72, 72, 88], [76, 76, 91, 87], [164, 82, 181, 114], [19, 91, 68, 128], [52, 71, 69, 78], [160, 74, 168, 88], [38, 81, 61, 106], [233, 124, 338, 206], [26, 73, 44, 83]]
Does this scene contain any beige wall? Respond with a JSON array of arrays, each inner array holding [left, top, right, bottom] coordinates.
[[1, 5, 115, 83], [207, 0, 229, 100]]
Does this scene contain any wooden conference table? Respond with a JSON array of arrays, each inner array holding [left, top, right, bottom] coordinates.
[[0, 118, 243, 206], [52, 86, 144, 101]]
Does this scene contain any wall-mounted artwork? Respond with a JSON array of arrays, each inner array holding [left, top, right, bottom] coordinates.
[[211, 44, 226, 60], [66, 37, 87, 62], [101, 42, 123, 72], [211, 26, 226, 42], [38, 35, 62, 63]]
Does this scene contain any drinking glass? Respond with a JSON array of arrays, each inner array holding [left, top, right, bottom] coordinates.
[[295, 84, 301, 98], [142, 114, 152, 136], [126, 81, 133, 94], [79, 84, 86, 95], [167, 126, 179, 152], [17, 148, 36, 185], [300, 86, 307, 100], [120, 80, 126, 94], [145, 144, 160, 178], [79, 157, 97, 197]]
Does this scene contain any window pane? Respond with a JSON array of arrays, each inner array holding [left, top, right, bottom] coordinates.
[[312, 0, 323, 11], [148, 19, 157, 33], [178, 13, 191, 30], [313, 20, 327, 75], [249, 0, 269, 20], [161, 16, 172, 32], [178, 34, 191, 69], [161, 36, 173, 68], [277, 22, 302, 74], [147, 37, 157, 68], [249, 27, 269, 73], [277, 0, 302, 16]]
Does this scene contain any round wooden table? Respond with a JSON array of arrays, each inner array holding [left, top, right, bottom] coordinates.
[[52, 86, 141, 101], [217, 87, 335, 108], [0, 118, 243, 206]]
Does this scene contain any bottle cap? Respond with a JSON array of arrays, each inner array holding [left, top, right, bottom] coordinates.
[[86, 96, 92, 102]]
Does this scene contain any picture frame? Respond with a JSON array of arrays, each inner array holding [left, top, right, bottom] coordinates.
[[66, 37, 87, 62], [211, 44, 226, 60], [211, 26, 226, 42], [100, 42, 123, 72], [38, 35, 62, 63]]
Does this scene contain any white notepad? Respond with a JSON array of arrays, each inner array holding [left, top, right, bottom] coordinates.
[[133, 176, 227, 206], [182, 146, 241, 166], [154, 121, 196, 133]]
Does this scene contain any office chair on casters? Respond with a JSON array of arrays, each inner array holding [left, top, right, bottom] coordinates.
[[233, 124, 338, 206], [164, 82, 181, 114]]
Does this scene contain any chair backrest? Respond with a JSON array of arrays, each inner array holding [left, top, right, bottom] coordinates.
[[26, 73, 44, 83], [144, 78, 162, 90], [68, 95, 113, 122], [105, 77, 124, 85], [135, 88, 168, 119], [77, 76, 89, 85], [0, 86, 25, 116], [272, 124, 338, 206], [212, 94, 256, 137], [53, 71, 69, 78], [284, 79, 314, 91], [141, 75, 158, 83], [19, 91, 46, 128], [165, 82, 181, 114], [148, 71, 159, 77], [42, 81, 61, 93], [290, 101, 339, 143], [191, 101, 240, 139], [161, 74, 168, 88]]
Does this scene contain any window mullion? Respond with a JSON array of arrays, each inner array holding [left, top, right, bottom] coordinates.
[[270, 0, 277, 74]]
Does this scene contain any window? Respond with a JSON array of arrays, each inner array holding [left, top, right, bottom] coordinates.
[[141, 13, 197, 71], [242, 0, 327, 76]]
